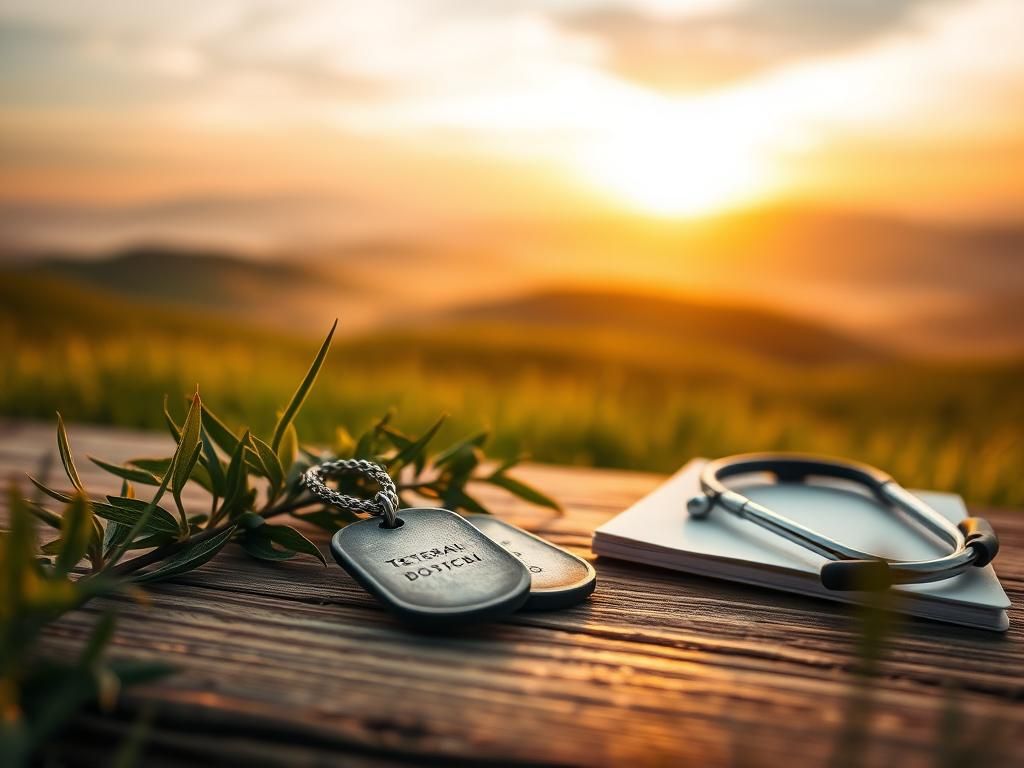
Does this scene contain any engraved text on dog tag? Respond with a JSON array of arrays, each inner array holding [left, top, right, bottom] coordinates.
[[330, 508, 531, 626]]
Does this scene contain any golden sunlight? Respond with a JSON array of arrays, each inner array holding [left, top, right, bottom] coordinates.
[[576, 110, 770, 217]]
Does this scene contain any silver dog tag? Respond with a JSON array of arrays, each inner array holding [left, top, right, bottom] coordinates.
[[466, 515, 597, 610], [330, 508, 531, 626]]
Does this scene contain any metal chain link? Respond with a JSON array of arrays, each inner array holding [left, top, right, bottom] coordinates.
[[302, 458, 400, 528]]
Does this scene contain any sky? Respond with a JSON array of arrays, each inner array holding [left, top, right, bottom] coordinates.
[[1, 0, 1023, 251]]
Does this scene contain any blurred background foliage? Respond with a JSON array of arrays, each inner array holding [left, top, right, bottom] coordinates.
[[2, 268, 1021, 507]]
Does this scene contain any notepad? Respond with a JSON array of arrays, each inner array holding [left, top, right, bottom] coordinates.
[[593, 460, 1010, 631]]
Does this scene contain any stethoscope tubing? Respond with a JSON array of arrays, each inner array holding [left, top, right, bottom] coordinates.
[[690, 453, 997, 590]]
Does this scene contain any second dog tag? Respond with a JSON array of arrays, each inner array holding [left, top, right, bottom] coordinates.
[[466, 515, 596, 610], [330, 508, 531, 626]]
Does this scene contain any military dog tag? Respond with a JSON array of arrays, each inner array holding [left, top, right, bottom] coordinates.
[[466, 515, 596, 610], [330, 508, 531, 626]]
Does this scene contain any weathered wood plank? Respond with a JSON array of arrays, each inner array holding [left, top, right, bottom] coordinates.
[[2, 420, 1022, 767]]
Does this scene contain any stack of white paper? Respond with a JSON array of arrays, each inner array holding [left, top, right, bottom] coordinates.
[[593, 460, 1010, 631]]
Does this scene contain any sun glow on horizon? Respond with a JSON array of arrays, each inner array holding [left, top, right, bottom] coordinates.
[[576, 110, 772, 218]]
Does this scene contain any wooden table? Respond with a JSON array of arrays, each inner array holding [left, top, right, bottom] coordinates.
[[2, 421, 1022, 767]]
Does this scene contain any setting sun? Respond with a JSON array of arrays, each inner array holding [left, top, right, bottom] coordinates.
[[576, 109, 770, 217]]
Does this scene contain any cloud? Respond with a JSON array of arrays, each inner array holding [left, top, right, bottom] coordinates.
[[560, 0, 958, 91]]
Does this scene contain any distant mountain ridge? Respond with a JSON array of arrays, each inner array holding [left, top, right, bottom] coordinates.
[[28, 245, 333, 309], [9, 203, 1024, 358], [435, 287, 885, 366]]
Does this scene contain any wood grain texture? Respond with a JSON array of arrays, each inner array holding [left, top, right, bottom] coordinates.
[[1, 420, 1022, 767]]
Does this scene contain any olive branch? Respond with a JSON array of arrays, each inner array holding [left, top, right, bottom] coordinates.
[[0, 320, 560, 765]]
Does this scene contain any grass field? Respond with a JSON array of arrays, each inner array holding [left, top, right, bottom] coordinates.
[[2, 270, 1022, 507]]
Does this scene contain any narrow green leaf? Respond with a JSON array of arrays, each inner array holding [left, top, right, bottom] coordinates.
[[200, 426, 226, 498], [218, 430, 251, 520], [200, 404, 240, 455], [4, 485, 36, 608], [432, 431, 489, 468], [56, 492, 93, 575], [271, 319, 336, 453], [89, 457, 161, 486], [442, 488, 488, 515], [240, 529, 295, 561], [243, 446, 268, 478], [380, 426, 412, 450], [293, 507, 359, 531], [484, 473, 562, 512], [277, 422, 298, 475], [24, 499, 63, 529], [387, 414, 446, 473], [99, 496, 180, 535], [250, 435, 284, 494], [56, 413, 84, 492], [128, 457, 213, 493], [264, 525, 327, 565], [162, 394, 182, 442], [331, 426, 354, 458], [236, 511, 265, 530], [102, 519, 128, 555], [105, 463, 176, 566], [133, 526, 236, 583], [27, 475, 72, 504], [127, 457, 171, 477], [40, 538, 64, 555], [80, 612, 116, 667], [171, 391, 203, 499]]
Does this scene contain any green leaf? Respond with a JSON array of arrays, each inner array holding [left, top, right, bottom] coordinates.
[[200, 426, 225, 498], [133, 525, 236, 583], [442, 487, 489, 515], [126, 457, 171, 476], [277, 422, 299, 475], [26, 475, 72, 504], [98, 496, 180, 535], [162, 394, 182, 443], [250, 435, 284, 495], [105, 463, 177, 566], [89, 457, 161, 486], [271, 319, 336, 453], [24, 499, 63, 529], [484, 473, 562, 512], [218, 430, 251, 520], [128, 457, 214, 494], [293, 506, 359, 531], [239, 523, 326, 565], [387, 414, 446, 474], [432, 431, 489, 468], [40, 538, 64, 555], [171, 390, 203, 500], [239, 529, 295, 561], [56, 413, 84, 492], [236, 511, 265, 530], [200, 404, 240, 455], [263, 524, 326, 565], [80, 612, 116, 667], [4, 485, 37, 609], [55, 492, 93, 575]]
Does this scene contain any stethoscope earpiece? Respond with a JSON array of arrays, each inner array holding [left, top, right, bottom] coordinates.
[[685, 494, 714, 519]]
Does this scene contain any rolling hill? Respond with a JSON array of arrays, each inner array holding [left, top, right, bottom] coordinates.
[[26, 244, 350, 312], [433, 288, 885, 366]]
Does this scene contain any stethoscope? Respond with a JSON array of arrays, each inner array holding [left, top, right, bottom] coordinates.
[[686, 453, 999, 590]]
